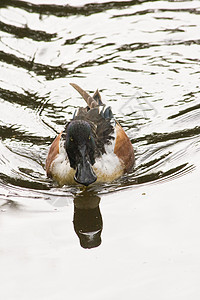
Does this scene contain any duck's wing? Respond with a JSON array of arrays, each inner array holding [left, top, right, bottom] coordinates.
[[93, 89, 104, 106], [72, 106, 115, 156], [114, 122, 135, 172], [70, 83, 106, 108], [70, 83, 98, 108], [46, 131, 62, 177]]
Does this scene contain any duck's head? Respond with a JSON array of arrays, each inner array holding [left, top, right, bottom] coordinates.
[[65, 120, 97, 186]]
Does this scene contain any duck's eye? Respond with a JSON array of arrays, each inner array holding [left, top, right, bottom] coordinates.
[[70, 137, 73, 142]]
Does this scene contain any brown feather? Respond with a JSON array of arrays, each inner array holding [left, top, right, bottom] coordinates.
[[72, 107, 114, 156], [114, 122, 135, 172], [46, 132, 62, 177], [70, 83, 98, 108], [93, 89, 104, 106]]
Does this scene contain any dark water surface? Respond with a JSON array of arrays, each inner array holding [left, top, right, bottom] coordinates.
[[0, 0, 200, 299]]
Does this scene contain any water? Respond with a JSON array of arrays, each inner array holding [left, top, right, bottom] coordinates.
[[0, 1, 200, 299]]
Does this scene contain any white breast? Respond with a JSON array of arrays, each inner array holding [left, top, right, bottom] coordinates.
[[93, 140, 124, 182], [50, 140, 75, 186]]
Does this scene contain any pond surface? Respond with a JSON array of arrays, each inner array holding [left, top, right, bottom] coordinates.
[[0, 0, 200, 299]]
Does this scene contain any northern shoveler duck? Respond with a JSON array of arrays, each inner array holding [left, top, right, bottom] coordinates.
[[46, 83, 135, 186]]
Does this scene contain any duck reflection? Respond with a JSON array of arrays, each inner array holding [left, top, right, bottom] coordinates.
[[73, 190, 103, 249]]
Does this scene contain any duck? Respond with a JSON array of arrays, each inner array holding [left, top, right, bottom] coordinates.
[[46, 83, 135, 186]]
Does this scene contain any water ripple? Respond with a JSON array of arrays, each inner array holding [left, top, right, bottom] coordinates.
[[0, 0, 200, 199]]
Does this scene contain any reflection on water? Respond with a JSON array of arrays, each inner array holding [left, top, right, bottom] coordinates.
[[73, 190, 102, 249], [0, 0, 200, 248]]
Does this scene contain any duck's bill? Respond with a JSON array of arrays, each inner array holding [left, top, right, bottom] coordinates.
[[78, 230, 102, 249], [74, 159, 97, 186]]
